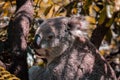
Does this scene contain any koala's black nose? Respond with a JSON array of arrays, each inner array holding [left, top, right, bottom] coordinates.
[[34, 34, 41, 49]]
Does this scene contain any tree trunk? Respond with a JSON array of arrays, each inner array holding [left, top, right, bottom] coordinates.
[[7, 0, 34, 80]]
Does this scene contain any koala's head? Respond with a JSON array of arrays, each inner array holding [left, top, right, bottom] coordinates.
[[34, 16, 88, 64]]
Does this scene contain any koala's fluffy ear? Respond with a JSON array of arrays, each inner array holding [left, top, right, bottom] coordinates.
[[68, 16, 88, 30], [67, 16, 89, 37]]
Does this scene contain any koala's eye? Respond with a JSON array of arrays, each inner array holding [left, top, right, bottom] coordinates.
[[47, 33, 54, 40], [48, 35, 53, 39], [34, 34, 41, 48]]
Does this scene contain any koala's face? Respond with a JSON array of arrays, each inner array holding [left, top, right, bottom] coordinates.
[[34, 17, 69, 48], [34, 17, 70, 62], [34, 16, 88, 64]]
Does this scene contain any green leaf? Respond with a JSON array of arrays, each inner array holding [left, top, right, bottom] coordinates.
[[98, 7, 106, 25], [85, 16, 96, 24]]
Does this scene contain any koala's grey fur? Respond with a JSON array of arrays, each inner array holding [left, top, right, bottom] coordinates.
[[32, 16, 117, 80]]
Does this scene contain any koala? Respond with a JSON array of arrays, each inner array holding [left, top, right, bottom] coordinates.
[[33, 16, 117, 80], [34, 16, 88, 65]]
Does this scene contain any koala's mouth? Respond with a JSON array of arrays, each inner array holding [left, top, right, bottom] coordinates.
[[34, 49, 42, 56], [34, 48, 50, 63], [34, 48, 50, 57]]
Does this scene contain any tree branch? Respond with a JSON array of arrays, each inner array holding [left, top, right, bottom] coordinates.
[[90, 11, 120, 49], [7, 0, 34, 80]]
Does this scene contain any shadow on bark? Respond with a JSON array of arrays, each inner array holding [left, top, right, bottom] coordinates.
[[6, 0, 34, 80]]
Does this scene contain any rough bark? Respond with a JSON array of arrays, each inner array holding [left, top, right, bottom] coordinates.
[[7, 0, 34, 80]]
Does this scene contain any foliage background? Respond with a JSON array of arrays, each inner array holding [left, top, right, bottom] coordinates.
[[0, 0, 120, 78]]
